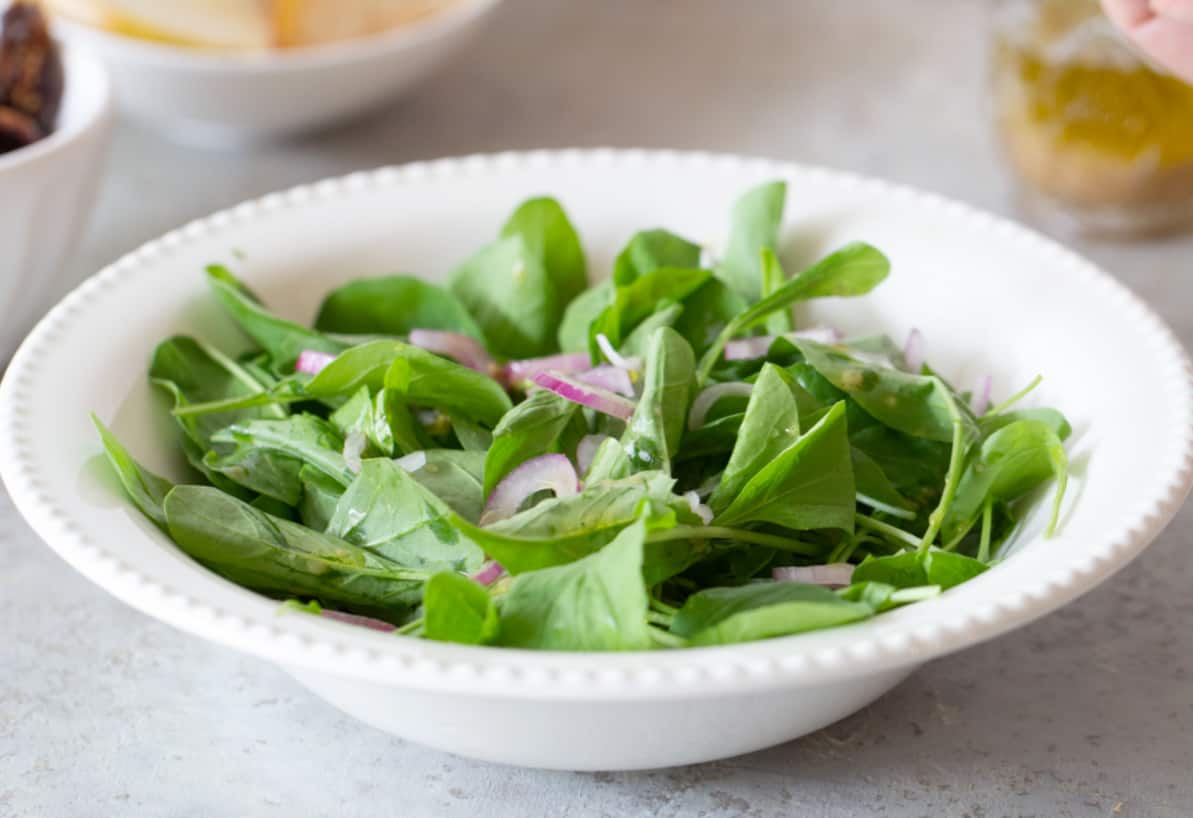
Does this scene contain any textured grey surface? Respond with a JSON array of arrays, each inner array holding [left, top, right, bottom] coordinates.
[[4, 1, 1193, 815]]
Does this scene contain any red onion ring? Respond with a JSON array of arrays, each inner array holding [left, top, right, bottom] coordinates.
[[531, 370, 637, 420], [480, 453, 581, 525], [772, 563, 854, 588]]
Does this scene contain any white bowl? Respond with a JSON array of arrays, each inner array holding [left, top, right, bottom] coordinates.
[[52, 0, 500, 145], [0, 48, 113, 361], [2, 150, 1191, 771]]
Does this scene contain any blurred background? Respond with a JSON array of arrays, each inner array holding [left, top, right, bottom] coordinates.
[[5, 1, 1193, 815]]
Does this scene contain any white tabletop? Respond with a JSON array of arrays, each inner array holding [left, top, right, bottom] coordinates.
[[6, 1, 1193, 815]]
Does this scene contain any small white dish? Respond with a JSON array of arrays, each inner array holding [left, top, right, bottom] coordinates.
[[0, 48, 113, 361], [2, 150, 1190, 771], [52, 0, 500, 145]]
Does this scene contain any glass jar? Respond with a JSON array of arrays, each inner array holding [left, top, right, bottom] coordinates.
[[992, 0, 1193, 238]]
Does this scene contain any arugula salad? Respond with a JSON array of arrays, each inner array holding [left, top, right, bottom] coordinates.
[[94, 181, 1070, 650]]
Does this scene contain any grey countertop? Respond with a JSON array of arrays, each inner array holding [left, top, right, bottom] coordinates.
[[4, 1, 1193, 815]]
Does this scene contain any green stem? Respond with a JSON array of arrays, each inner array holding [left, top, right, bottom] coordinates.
[[194, 339, 288, 419], [647, 625, 685, 649], [646, 610, 674, 627], [648, 525, 822, 556], [173, 391, 300, 417], [395, 617, 423, 636], [649, 597, 679, 616], [918, 396, 969, 552], [977, 498, 994, 563], [987, 374, 1042, 416], [855, 514, 920, 549]]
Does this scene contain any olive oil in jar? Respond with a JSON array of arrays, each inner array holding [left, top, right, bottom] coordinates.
[[993, 0, 1193, 238]]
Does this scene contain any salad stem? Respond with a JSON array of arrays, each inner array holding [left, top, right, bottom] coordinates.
[[977, 498, 994, 563], [647, 626, 685, 649], [986, 374, 1042, 416], [918, 402, 969, 552], [646, 610, 675, 627], [855, 514, 920, 549], [172, 391, 296, 417], [395, 618, 424, 636], [649, 597, 679, 616], [648, 525, 822, 556]]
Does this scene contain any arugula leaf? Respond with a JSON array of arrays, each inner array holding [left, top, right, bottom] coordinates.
[[326, 459, 483, 573], [978, 407, 1072, 441], [671, 582, 872, 646], [314, 275, 484, 340], [717, 180, 786, 303], [673, 278, 748, 355], [698, 243, 890, 382], [558, 281, 613, 353], [423, 572, 498, 645], [612, 229, 702, 285], [621, 302, 684, 358], [501, 196, 587, 307], [713, 401, 856, 532], [484, 389, 580, 497], [709, 364, 805, 512], [164, 485, 424, 622], [208, 415, 353, 503], [383, 342, 512, 427], [852, 549, 987, 589], [621, 327, 695, 473], [496, 519, 652, 650], [583, 436, 632, 483], [851, 446, 916, 517], [206, 265, 341, 367], [405, 450, 487, 523], [760, 248, 793, 335], [589, 267, 710, 354], [298, 464, 343, 531], [942, 419, 1068, 544], [303, 339, 405, 398], [92, 415, 173, 531]]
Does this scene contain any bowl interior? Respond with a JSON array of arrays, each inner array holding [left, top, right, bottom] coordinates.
[[3, 152, 1189, 694]]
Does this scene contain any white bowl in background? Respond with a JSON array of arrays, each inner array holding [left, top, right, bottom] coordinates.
[[51, 0, 500, 145], [1, 150, 1190, 770], [0, 48, 113, 361]]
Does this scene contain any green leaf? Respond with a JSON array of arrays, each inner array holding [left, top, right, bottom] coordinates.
[[698, 243, 890, 382], [405, 450, 487, 523], [583, 436, 632, 483], [326, 459, 483, 573], [150, 335, 284, 449], [978, 407, 1072, 441], [298, 465, 343, 531], [164, 485, 424, 622], [621, 327, 695, 473], [304, 339, 405, 398], [92, 415, 173, 531], [709, 364, 805, 512], [611, 229, 702, 285], [384, 342, 513, 427], [558, 281, 613, 353], [942, 419, 1069, 544], [206, 265, 341, 368], [718, 180, 786, 303], [314, 275, 484, 340], [449, 235, 559, 359], [501, 196, 587, 308], [496, 519, 652, 650], [671, 582, 872, 646], [455, 472, 683, 574], [851, 446, 916, 516], [852, 549, 987, 590], [330, 387, 395, 457], [620, 302, 684, 358], [673, 278, 748, 355], [423, 572, 498, 645], [760, 248, 793, 335], [795, 339, 974, 443], [209, 415, 353, 501], [484, 389, 580, 497], [713, 401, 856, 532], [590, 267, 710, 352]]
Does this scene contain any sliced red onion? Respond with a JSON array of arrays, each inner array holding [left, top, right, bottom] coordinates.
[[343, 429, 367, 474], [410, 329, 493, 374], [576, 434, 610, 475], [395, 451, 427, 472], [971, 374, 993, 416], [480, 453, 581, 526], [296, 349, 336, 375], [688, 382, 753, 430], [504, 352, 592, 388], [531, 370, 637, 421], [683, 490, 714, 525], [595, 333, 631, 369], [471, 561, 506, 586], [724, 328, 842, 361], [903, 328, 924, 372], [772, 563, 855, 588], [320, 609, 397, 632], [578, 365, 635, 398]]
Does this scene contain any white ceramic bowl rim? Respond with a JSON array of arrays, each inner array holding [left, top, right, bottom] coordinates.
[[51, 0, 501, 72], [3, 149, 1191, 701], [0, 48, 111, 172]]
